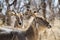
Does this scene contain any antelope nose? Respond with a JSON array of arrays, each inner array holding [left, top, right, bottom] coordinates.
[[48, 25, 52, 28], [19, 22, 21, 25]]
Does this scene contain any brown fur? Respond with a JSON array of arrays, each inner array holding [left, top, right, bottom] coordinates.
[[4, 10, 51, 40], [24, 17, 50, 40], [20, 10, 51, 40]]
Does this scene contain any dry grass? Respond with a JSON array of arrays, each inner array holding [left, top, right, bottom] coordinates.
[[38, 18, 60, 40]]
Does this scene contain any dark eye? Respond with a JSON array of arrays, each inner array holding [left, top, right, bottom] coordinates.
[[34, 11, 36, 13]]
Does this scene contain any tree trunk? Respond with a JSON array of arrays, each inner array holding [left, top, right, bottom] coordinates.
[[41, 0, 46, 20]]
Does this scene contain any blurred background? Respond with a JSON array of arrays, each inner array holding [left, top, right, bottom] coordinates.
[[0, 0, 60, 40]]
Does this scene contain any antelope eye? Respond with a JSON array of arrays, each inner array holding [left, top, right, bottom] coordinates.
[[34, 11, 36, 13]]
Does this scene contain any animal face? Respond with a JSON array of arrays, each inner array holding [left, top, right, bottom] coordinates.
[[25, 17, 52, 40]]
